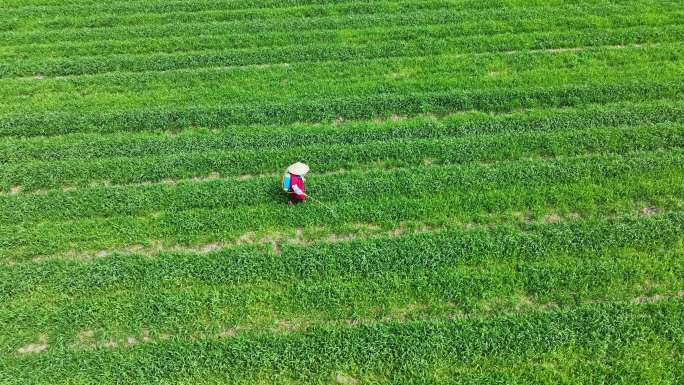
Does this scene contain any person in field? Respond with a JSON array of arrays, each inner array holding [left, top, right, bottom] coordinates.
[[282, 162, 309, 205]]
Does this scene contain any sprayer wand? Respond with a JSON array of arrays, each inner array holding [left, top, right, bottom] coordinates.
[[303, 193, 339, 219]]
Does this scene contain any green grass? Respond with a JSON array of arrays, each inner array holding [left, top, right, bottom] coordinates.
[[1, 0, 683, 384], [1, 300, 682, 384]]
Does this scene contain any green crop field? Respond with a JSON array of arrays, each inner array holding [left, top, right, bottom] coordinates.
[[1, 0, 684, 384]]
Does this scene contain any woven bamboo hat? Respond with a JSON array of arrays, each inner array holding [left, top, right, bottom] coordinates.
[[287, 162, 310, 176]]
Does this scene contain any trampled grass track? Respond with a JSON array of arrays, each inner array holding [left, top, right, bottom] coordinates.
[[1, 0, 683, 384]]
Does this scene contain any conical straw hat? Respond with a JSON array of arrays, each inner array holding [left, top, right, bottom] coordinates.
[[287, 162, 310, 176]]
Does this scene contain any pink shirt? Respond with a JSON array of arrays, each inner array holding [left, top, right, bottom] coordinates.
[[289, 174, 306, 200]]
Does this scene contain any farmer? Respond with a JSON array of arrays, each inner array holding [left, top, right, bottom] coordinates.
[[282, 162, 309, 205]]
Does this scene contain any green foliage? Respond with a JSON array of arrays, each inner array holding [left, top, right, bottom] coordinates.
[[1, 300, 682, 384], [1, 0, 683, 383], [3, 81, 684, 135]]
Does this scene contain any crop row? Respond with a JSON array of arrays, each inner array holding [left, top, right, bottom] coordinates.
[[1, 211, 682, 350], [0, 5, 575, 42], [3, 80, 683, 136], [1, 247, 681, 356], [0, 0, 361, 11], [3, 23, 683, 78], [0, 0, 452, 25], [2, 2, 677, 55], [2, 148, 682, 223], [4, 51, 682, 133], [5, 8, 678, 61], [0, 0, 614, 21], [2, 100, 681, 163], [2, 123, 683, 193], [0, 23, 486, 59], [1, 299, 681, 384], [8, 14, 682, 64], [3, 211, 682, 296], [6, 68, 682, 129], [0, 5, 550, 47], [4, 43, 682, 114], [2, 0, 489, 26], [0, 0, 661, 42], [4, 211, 682, 299], [3, 51, 682, 118], [0, 177, 678, 258], [2, 0, 484, 33], [0, 0, 597, 11], [1, 152, 682, 258]]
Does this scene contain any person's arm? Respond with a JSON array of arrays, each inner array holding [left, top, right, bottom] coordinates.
[[292, 184, 305, 195]]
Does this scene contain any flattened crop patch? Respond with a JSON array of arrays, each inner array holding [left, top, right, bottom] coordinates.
[[17, 335, 48, 354]]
